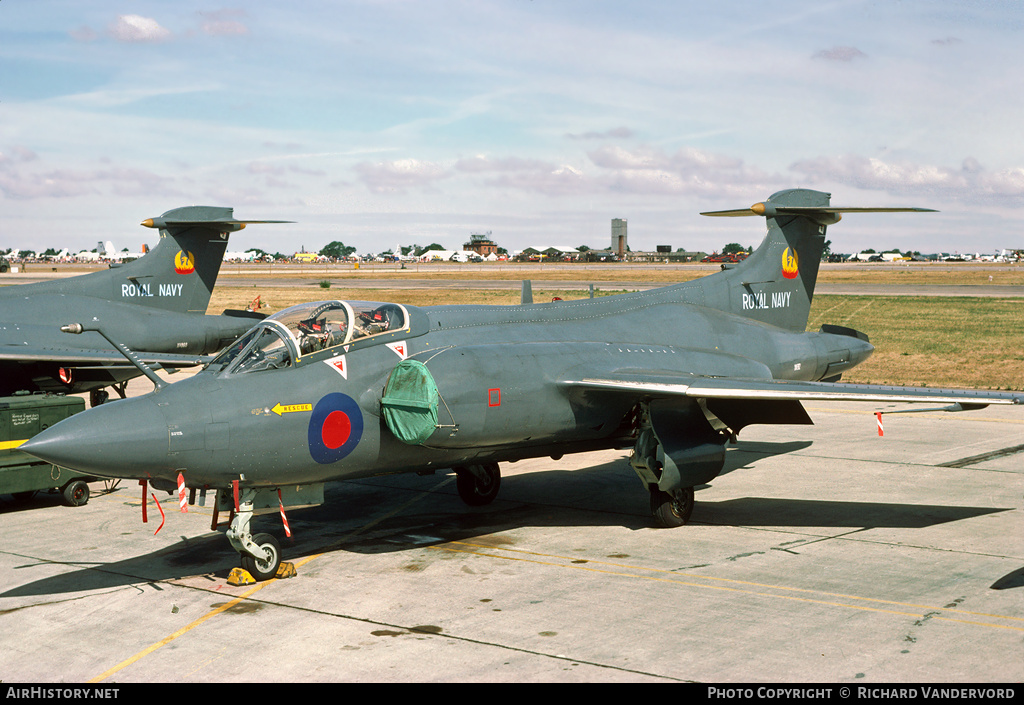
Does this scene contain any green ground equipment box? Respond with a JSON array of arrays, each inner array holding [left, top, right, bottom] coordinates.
[[0, 393, 93, 506]]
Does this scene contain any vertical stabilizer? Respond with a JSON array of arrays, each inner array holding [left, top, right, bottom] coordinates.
[[21, 207, 290, 314], [697, 189, 934, 332]]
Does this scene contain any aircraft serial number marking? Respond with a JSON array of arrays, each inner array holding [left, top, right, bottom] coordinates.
[[742, 291, 792, 310], [272, 403, 313, 416]]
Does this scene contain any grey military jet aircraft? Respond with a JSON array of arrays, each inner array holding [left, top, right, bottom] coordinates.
[[22, 189, 1024, 580], [0, 206, 287, 402]]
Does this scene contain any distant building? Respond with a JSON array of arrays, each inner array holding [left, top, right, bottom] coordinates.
[[464, 231, 498, 257], [515, 246, 580, 261], [611, 218, 627, 258]]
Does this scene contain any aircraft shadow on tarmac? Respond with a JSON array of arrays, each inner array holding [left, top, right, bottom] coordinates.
[[991, 566, 1024, 590], [719, 440, 812, 476], [2, 444, 1013, 598]]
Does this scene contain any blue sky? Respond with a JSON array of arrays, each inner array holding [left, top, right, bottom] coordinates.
[[2, 1, 1023, 256]]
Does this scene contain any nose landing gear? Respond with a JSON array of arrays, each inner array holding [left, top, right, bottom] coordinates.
[[225, 487, 287, 583], [239, 532, 282, 582]]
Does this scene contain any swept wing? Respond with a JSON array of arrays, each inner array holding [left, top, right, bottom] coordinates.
[[562, 372, 1024, 410]]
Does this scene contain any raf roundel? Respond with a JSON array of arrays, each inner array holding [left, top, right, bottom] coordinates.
[[307, 393, 364, 464]]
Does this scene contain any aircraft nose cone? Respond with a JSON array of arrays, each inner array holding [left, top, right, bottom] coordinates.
[[21, 397, 169, 479]]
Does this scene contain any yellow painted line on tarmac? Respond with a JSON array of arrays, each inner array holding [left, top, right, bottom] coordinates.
[[87, 554, 330, 684], [88, 476, 455, 682], [430, 540, 1024, 633], [89, 579, 273, 683]]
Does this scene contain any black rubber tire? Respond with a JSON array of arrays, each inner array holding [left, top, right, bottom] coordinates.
[[61, 480, 90, 507], [650, 487, 694, 528], [240, 533, 282, 581], [455, 463, 501, 506]]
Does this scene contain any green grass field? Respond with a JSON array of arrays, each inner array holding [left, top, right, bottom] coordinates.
[[808, 295, 1024, 389]]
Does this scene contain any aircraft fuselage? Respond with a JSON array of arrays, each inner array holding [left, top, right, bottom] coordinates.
[[22, 291, 872, 489]]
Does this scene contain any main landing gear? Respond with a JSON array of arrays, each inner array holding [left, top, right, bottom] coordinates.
[[454, 463, 501, 506], [649, 487, 695, 528], [450, 459, 696, 530], [629, 399, 728, 529]]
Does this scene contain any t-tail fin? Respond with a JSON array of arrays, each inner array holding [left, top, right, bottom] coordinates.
[[695, 189, 934, 332], [34, 206, 291, 314]]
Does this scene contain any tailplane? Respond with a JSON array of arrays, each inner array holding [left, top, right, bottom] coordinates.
[[24, 206, 291, 314], [696, 189, 934, 332]]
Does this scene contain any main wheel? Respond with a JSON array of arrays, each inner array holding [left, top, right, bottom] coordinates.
[[455, 463, 501, 506], [650, 487, 694, 528], [61, 480, 90, 507], [240, 533, 282, 581]]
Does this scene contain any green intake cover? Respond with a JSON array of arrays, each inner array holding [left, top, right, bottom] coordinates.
[[380, 360, 439, 445]]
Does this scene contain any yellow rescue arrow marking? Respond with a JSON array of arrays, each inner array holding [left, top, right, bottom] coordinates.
[[271, 403, 313, 416]]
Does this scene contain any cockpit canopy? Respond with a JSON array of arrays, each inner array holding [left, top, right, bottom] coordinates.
[[206, 300, 415, 376]]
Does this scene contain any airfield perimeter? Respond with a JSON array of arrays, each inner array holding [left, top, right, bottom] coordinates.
[[0, 262, 1021, 683]]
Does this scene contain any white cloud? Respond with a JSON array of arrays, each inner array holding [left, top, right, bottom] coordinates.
[[565, 127, 635, 141], [108, 15, 171, 43], [0, 163, 178, 201], [4, 2, 1022, 255], [788, 155, 1024, 204], [199, 10, 250, 37], [454, 155, 554, 173], [812, 46, 868, 62], [354, 159, 449, 194]]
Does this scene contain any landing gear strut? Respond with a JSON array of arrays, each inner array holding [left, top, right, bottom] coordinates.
[[226, 487, 282, 581], [454, 463, 501, 506], [629, 399, 729, 528]]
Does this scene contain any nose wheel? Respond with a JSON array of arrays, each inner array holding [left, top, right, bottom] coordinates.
[[226, 487, 289, 582], [239, 533, 282, 582]]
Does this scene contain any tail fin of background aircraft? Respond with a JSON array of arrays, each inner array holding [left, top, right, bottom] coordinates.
[[35, 206, 290, 315], [694, 189, 934, 332]]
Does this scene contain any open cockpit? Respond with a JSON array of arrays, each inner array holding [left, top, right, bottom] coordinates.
[[205, 300, 424, 376]]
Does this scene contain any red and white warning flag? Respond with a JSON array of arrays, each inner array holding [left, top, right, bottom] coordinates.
[[876, 412, 884, 437], [177, 472, 188, 513], [278, 489, 291, 538]]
